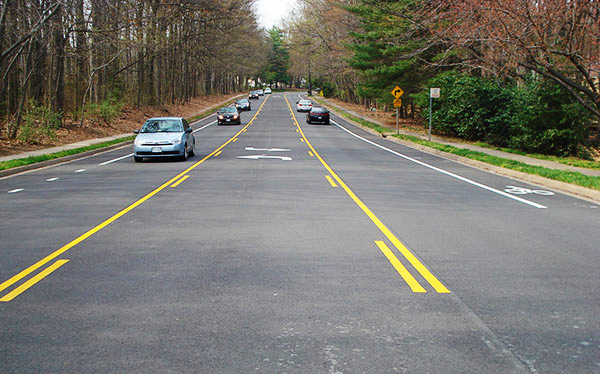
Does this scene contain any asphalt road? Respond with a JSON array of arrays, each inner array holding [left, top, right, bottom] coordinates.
[[1, 92, 599, 373]]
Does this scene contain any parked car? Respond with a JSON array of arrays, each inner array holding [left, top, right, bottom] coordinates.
[[235, 98, 251, 111], [133, 117, 195, 162], [307, 107, 330, 125], [217, 107, 241, 125], [249, 91, 259, 100], [257, 89, 264, 96], [296, 99, 313, 112], [264, 87, 272, 94]]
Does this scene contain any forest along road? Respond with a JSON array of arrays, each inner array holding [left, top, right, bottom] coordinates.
[[1, 93, 598, 373]]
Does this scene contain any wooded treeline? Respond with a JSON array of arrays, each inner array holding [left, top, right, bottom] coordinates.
[[285, 0, 600, 156], [0, 0, 267, 138]]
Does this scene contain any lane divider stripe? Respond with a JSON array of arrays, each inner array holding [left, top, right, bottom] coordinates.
[[375, 241, 426, 293], [0, 260, 70, 302], [325, 175, 337, 188], [170, 175, 190, 188]]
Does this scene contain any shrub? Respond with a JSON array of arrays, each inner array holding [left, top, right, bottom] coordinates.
[[414, 72, 591, 156], [18, 101, 62, 144], [85, 94, 123, 123]]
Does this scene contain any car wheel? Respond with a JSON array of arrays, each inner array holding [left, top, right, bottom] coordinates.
[[134, 156, 142, 163], [189, 141, 195, 157], [181, 146, 188, 161], [326, 120, 330, 125]]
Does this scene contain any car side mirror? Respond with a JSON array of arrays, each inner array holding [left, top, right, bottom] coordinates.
[[185, 128, 192, 133], [134, 130, 140, 134]]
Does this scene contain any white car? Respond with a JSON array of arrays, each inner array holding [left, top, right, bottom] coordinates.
[[296, 99, 312, 112], [264, 87, 272, 94]]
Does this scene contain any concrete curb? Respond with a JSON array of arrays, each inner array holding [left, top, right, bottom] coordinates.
[[320, 100, 600, 204], [0, 94, 244, 178]]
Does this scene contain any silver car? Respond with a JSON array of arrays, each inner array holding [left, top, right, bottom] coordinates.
[[133, 117, 195, 162]]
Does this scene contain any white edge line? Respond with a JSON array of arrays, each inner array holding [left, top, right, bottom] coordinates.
[[330, 119, 547, 209], [8, 188, 24, 193], [193, 120, 216, 133], [100, 154, 132, 166]]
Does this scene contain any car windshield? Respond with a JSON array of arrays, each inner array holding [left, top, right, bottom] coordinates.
[[141, 120, 183, 133], [220, 107, 238, 113], [237, 100, 248, 104]]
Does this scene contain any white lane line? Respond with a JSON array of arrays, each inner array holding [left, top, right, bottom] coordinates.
[[75, 169, 86, 173], [8, 189, 24, 194], [46, 177, 59, 182], [193, 120, 216, 133], [100, 154, 132, 166], [331, 119, 547, 209]]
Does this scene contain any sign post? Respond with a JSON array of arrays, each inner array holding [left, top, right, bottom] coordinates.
[[391, 86, 404, 134], [429, 88, 440, 141]]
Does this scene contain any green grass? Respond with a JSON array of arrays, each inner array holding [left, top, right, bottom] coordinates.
[[314, 97, 600, 191], [472, 142, 600, 169], [0, 136, 135, 171]]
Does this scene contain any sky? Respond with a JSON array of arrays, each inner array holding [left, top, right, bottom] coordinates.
[[253, 0, 298, 30]]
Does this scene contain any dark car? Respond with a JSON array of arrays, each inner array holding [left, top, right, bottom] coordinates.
[[235, 98, 251, 111], [306, 107, 330, 125], [248, 91, 259, 100], [217, 107, 241, 125]]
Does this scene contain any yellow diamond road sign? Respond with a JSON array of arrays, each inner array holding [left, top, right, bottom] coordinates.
[[391, 86, 404, 98]]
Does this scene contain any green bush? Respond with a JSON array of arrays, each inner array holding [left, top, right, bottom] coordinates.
[[85, 94, 123, 123], [414, 72, 591, 156], [18, 101, 62, 144]]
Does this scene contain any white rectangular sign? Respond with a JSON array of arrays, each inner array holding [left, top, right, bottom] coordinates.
[[430, 88, 440, 98]]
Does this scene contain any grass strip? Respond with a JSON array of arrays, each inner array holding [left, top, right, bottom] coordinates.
[[0, 136, 135, 171], [315, 97, 600, 191], [472, 142, 600, 170]]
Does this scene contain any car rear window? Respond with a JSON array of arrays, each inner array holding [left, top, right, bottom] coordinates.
[[311, 108, 328, 113]]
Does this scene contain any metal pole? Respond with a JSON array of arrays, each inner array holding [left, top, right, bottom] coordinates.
[[308, 52, 312, 96], [396, 107, 399, 135], [428, 95, 432, 141]]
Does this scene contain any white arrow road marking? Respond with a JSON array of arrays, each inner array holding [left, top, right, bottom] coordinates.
[[237, 155, 292, 161], [245, 147, 290, 152]]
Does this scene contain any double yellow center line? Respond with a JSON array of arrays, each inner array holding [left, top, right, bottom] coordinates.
[[0, 96, 270, 302], [284, 95, 449, 294]]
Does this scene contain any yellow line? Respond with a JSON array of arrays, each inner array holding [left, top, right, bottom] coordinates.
[[0, 95, 271, 297], [214, 150, 222, 157], [284, 95, 450, 294], [325, 175, 337, 188], [1, 260, 70, 302], [296, 129, 299, 133], [170, 175, 189, 188], [300, 138, 305, 143], [232, 138, 238, 142], [375, 241, 426, 293], [308, 151, 314, 157]]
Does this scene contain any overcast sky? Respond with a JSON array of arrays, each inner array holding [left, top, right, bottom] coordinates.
[[253, 0, 298, 30]]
